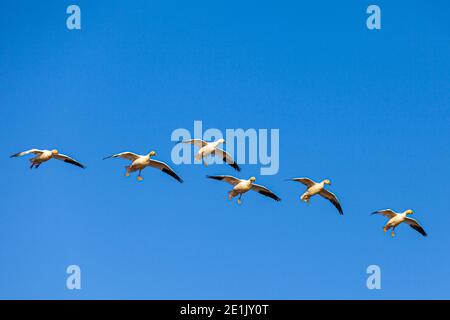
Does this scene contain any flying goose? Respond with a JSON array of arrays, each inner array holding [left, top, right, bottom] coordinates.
[[207, 175, 280, 204], [103, 151, 183, 183], [10, 149, 85, 169], [178, 138, 240, 171], [288, 178, 343, 214], [372, 209, 427, 237]]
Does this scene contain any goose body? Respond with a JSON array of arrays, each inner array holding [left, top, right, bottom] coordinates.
[[372, 209, 427, 237], [207, 175, 280, 204], [179, 138, 240, 171], [10, 148, 85, 169], [103, 150, 183, 183]]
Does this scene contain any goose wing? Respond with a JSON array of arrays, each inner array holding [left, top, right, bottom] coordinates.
[[319, 189, 343, 215], [103, 152, 140, 161], [207, 175, 241, 186], [371, 209, 397, 219], [289, 177, 316, 188], [178, 139, 208, 148], [10, 149, 44, 158], [53, 154, 86, 169], [147, 159, 183, 183], [404, 217, 427, 236], [212, 148, 241, 171], [251, 184, 281, 202]]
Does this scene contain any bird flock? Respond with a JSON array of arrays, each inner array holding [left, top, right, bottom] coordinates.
[[10, 138, 427, 238]]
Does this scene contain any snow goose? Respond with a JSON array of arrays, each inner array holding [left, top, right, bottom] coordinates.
[[103, 151, 183, 183], [207, 175, 280, 204], [288, 177, 343, 214], [372, 209, 427, 237], [10, 148, 85, 169], [178, 138, 240, 171]]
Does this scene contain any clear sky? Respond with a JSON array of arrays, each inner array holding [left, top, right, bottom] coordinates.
[[0, 0, 449, 299]]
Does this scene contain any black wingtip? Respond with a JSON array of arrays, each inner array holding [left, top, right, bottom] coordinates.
[[418, 230, 427, 237], [258, 190, 281, 202], [410, 224, 427, 237], [161, 168, 183, 183], [327, 198, 344, 215], [230, 162, 241, 172], [222, 154, 241, 172], [272, 196, 282, 202], [63, 158, 86, 169], [75, 162, 87, 169]]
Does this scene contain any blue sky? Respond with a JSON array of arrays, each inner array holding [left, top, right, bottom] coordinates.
[[0, 0, 449, 299]]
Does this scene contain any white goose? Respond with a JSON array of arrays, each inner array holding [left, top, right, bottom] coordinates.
[[10, 149, 85, 169], [178, 138, 240, 171], [288, 177, 343, 215], [103, 150, 183, 183], [207, 175, 280, 204], [372, 209, 427, 237]]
